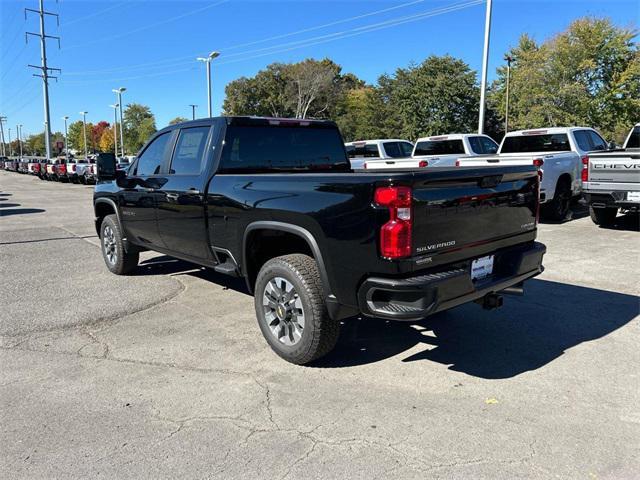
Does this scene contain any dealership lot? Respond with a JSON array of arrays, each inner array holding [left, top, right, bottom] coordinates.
[[1, 172, 638, 479]]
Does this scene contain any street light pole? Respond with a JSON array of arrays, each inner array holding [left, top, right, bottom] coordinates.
[[0, 116, 6, 157], [112, 87, 126, 156], [8, 128, 12, 156], [17, 124, 23, 158], [504, 55, 513, 134], [62, 116, 69, 158], [110, 104, 119, 157], [189, 104, 197, 120], [80, 111, 88, 159], [196, 51, 220, 117], [478, 0, 493, 134]]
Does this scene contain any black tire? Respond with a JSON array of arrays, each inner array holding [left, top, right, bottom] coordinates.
[[543, 179, 571, 221], [100, 214, 139, 275], [254, 254, 339, 365], [589, 206, 617, 226]]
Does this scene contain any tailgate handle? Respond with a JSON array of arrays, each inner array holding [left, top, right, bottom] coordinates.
[[479, 174, 503, 188]]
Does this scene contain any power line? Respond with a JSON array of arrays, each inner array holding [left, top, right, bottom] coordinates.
[[62, 0, 229, 50], [60, 0, 483, 86], [62, 0, 432, 76], [60, 1, 130, 27]]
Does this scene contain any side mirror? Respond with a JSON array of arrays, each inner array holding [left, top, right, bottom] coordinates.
[[96, 153, 117, 181], [607, 141, 617, 150]]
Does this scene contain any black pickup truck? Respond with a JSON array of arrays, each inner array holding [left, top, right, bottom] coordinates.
[[94, 116, 546, 364]]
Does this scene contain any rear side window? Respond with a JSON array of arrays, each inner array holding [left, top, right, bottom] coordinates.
[[414, 139, 465, 156], [400, 142, 413, 156], [468, 136, 499, 154], [574, 130, 592, 151], [383, 142, 403, 158], [169, 126, 210, 175], [587, 131, 607, 151], [135, 131, 172, 176], [220, 125, 349, 172], [627, 127, 640, 148], [501, 134, 570, 153]]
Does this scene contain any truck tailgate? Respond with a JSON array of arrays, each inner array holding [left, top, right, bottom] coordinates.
[[410, 167, 538, 257], [588, 152, 640, 185]]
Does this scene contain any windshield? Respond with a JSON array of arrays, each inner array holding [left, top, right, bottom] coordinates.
[[501, 134, 570, 153], [414, 139, 464, 156], [221, 125, 349, 172], [346, 143, 380, 158], [626, 127, 640, 148]]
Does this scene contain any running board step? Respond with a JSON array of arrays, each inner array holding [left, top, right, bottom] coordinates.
[[213, 261, 239, 276]]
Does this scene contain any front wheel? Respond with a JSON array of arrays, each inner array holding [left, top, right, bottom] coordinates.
[[100, 214, 139, 275], [589, 206, 617, 226], [254, 254, 339, 365]]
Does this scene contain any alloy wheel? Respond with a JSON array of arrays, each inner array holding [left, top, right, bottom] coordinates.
[[262, 276, 305, 346]]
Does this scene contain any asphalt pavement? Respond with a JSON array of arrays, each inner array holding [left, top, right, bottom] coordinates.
[[1, 171, 638, 479]]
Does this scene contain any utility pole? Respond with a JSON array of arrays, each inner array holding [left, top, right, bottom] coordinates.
[[17, 124, 24, 158], [79, 111, 88, 159], [0, 116, 6, 157], [478, 0, 492, 134], [25, 0, 61, 160], [189, 104, 197, 120], [62, 116, 69, 158], [8, 128, 13, 156], [112, 87, 126, 156], [196, 51, 220, 117], [110, 104, 119, 157], [504, 54, 513, 134]]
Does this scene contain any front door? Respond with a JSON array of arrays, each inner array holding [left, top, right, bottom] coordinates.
[[119, 130, 174, 248], [155, 125, 213, 260]]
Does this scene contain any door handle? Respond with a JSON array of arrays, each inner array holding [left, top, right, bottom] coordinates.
[[187, 188, 201, 195]]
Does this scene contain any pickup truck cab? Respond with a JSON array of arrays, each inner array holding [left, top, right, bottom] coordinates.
[[365, 134, 499, 170], [584, 124, 640, 226], [345, 139, 414, 169], [457, 127, 610, 220], [94, 116, 545, 365]]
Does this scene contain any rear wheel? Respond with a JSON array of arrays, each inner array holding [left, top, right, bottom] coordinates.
[[543, 179, 571, 221], [254, 254, 339, 365], [100, 214, 139, 275], [589, 206, 617, 226]]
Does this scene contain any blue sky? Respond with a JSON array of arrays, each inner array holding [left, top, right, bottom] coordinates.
[[1, 0, 637, 137]]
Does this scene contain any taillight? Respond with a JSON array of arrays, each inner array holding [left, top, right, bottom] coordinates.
[[374, 186, 412, 259], [533, 158, 544, 181], [581, 155, 589, 182], [70, 164, 76, 172], [455, 159, 461, 167], [418, 160, 428, 168]]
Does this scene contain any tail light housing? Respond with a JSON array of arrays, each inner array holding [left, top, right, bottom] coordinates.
[[418, 160, 428, 168], [455, 159, 461, 167], [533, 158, 544, 181], [581, 155, 589, 182], [69, 164, 76, 172], [374, 186, 412, 259]]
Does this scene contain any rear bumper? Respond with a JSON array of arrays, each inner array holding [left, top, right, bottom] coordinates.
[[584, 191, 640, 211], [357, 241, 546, 321]]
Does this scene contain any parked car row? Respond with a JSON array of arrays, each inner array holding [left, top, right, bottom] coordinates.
[[346, 124, 640, 224], [0, 154, 134, 184]]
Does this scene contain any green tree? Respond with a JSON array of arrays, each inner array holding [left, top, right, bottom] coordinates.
[[385, 55, 480, 140], [67, 120, 85, 151], [490, 18, 639, 143], [123, 103, 156, 154], [169, 116, 188, 125]]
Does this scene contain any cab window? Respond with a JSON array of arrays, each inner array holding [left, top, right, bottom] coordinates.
[[169, 126, 210, 175], [135, 132, 172, 176]]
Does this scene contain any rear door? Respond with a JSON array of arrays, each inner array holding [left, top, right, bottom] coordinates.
[[155, 125, 214, 260]]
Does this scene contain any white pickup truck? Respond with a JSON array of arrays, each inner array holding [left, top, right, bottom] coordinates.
[[457, 127, 610, 220], [345, 139, 414, 169], [583, 124, 640, 226], [363, 133, 499, 170]]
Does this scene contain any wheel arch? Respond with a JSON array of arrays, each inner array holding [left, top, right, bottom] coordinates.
[[242, 221, 333, 297], [94, 198, 121, 236]]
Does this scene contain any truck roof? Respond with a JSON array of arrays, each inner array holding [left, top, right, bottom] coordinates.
[[414, 133, 491, 142], [344, 139, 412, 146], [504, 126, 596, 137], [161, 116, 338, 133]]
